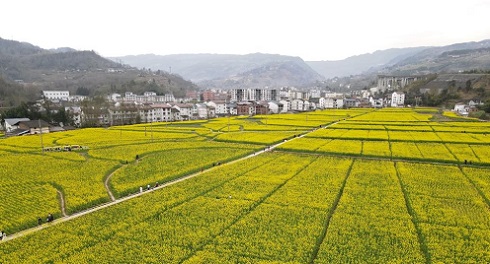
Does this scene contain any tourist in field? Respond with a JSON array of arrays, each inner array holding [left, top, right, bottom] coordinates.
[[147, 184, 151, 191], [1, 231, 6, 240], [38, 217, 42, 225], [47, 213, 54, 222], [139, 186, 143, 193], [155, 182, 159, 188]]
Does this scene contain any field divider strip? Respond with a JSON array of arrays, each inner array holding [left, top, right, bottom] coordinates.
[[308, 158, 354, 264], [394, 162, 431, 264], [468, 145, 482, 163], [275, 148, 490, 167], [458, 165, 490, 211]]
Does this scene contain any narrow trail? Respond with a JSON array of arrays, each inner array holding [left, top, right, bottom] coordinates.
[[1, 124, 329, 244], [104, 158, 147, 201], [104, 169, 117, 202], [56, 190, 67, 217]]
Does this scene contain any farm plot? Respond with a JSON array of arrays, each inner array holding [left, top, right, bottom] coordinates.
[[315, 159, 424, 263], [110, 146, 256, 197], [396, 162, 490, 263], [277, 137, 330, 152], [0, 151, 119, 232], [213, 131, 299, 145], [187, 156, 353, 263]]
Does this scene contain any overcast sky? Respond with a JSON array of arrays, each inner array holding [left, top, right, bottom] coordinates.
[[1, 0, 489, 61]]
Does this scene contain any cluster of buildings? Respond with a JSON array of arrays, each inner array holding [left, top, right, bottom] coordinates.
[[4, 77, 410, 132], [52, 87, 407, 127], [453, 99, 485, 116]]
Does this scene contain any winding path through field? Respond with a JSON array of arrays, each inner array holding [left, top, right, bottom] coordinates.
[[104, 169, 117, 202], [56, 190, 67, 217]]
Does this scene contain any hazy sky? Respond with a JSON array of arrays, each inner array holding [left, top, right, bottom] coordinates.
[[2, 0, 489, 61]]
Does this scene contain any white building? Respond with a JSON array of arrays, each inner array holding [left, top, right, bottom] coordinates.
[[230, 88, 279, 102], [290, 99, 304, 111], [65, 106, 82, 127], [309, 90, 322, 98], [303, 101, 311, 111], [324, 92, 344, 99], [174, 104, 194, 120], [156, 104, 174, 121], [268, 102, 280, 114], [325, 98, 343, 109], [123, 92, 175, 103], [194, 104, 210, 119], [310, 98, 326, 109], [391, 92, 405, 107], [207, 101, 228, 116], [68, 95, 88, 102], [369, 97, 384, 108], [43, 91, 70, 101], [454, 103, 469, 113], [279, 100, 290, 113]]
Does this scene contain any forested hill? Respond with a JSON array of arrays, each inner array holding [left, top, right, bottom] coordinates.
[[0, 38, 198, 107], [0, 37, 122, 81]]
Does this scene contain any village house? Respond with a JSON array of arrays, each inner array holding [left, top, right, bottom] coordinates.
[[290, 99, 304, 111], [17, 120, 51, 135], [268, 101, 280, 114], [279, 100, 290, 113], [343, 99, 360, 108], [391, 92, 405, 107], [173, 103, 194, 120], [237, 102, 255, 116], [3, 118, 30, 132], [325, 98, 344, 109], [255, 101, 269, 115], [453, 103, 469, 115]]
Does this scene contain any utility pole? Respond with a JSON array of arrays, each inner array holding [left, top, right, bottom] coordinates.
[[39, 119, 44, 154], [151, 110, 154, 142], [227, 107, 231, 132]]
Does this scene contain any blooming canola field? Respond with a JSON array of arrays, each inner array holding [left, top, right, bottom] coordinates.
[[1, 108, 490, 263]]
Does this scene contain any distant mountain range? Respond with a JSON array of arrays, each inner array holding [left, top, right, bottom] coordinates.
[[307, 39, 490, 78], [111, 39, 490, 89], [306, 47, 428, 78], [112, 53, 325, 88], [2, 35, 490, 107], [381, 40, 490, 75]]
